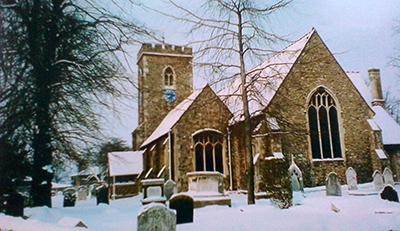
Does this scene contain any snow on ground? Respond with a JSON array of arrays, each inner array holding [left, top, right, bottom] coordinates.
[[1, 184, 400, 231]]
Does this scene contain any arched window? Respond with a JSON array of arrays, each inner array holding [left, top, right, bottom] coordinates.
[[308, 87, 342, 159], [193, 131, 224, 173], [164, 67, 174, 87]]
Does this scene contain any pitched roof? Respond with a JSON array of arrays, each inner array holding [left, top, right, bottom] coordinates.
[[347, 71, 400, 145], [108, 151, 144, 176], [218, 28, 315, 123], [140, 85, 207, 148]]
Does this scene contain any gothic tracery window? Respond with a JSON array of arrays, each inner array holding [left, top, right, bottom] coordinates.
[[164, 67, 174, 87], [308, 87, 342, 159], [193, 131, 224, 173]]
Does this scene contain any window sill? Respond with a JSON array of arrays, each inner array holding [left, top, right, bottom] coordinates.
[[312, 158, 344, 162], [164, 86, 176, 90]]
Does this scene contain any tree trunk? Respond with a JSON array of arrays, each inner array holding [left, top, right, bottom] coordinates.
[[28, 0, 54, 207], [237, 11, 255, 205]]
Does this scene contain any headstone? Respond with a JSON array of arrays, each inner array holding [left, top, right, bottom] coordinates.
[[58, 217, 88, 229], [345, 167, 358, 190], [373, 170, 384, 191], [77, 186, 88, 201], [169, 194, 194, 224], [289, 161, 303, 192], [5, 193, 24, 217], [96, 186, 109, 205], [137, 204, 176, 231], [147, 186, 162, 197], [63, 188, 76, 207], [380, 185, 399, 202], [89, 183, 101, 198], [383, 168, 395, 186], [164, 179, 176, 200], [325, 172, 342, 196], [290, 174, 301, 192], [141, 178, 166, 205]]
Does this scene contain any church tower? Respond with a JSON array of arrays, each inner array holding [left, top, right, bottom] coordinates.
[[132, 43, 193, 149]]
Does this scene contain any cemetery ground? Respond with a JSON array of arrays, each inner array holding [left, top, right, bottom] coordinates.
[[1, 184, 400, 230]]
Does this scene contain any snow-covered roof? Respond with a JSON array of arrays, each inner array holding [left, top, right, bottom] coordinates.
[[140, 85, 206, 148], [375, 149, 388, 159], [372, 106, 400, 145], [218, 29, 315, 123], [108, 151, 144, 176], [347, 71, 400, 145]]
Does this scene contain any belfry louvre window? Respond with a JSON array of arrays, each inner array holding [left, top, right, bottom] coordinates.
[[194, 131, 224, 173], [308, 87, 342, 159], [164, 67, 174, 87]]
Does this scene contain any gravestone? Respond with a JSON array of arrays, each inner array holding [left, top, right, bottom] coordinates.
[[96, 186, 109, 205], [58, 217, 88, 229], [137, 204, 176, 231], [89, 183, 101, 198], [77, 186, 88, 201], [373, 170, 384, 191], [141, 178, 166, 205], [63, 188, 76, 207], [383, 168, 395, 186], [380, 185, 399, 202], [345, 167, 358, 191], [169, 194, 194, 224], [5, 193, 24, 217], [147, 186, 162, 197], [325, 172, 342, 196], [164, 179, 176, 200], [289, 160, 303, 192]]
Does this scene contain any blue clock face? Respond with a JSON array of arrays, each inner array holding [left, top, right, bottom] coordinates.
[[164, 90, 176, 102]]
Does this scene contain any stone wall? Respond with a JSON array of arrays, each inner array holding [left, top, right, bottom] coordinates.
[[170, 85, 233, 191], [134, 43, 193, 150], [264, 32, 376, 186]]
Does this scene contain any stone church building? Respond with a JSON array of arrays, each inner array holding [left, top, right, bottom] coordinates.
[[132, 29, 400, 193]]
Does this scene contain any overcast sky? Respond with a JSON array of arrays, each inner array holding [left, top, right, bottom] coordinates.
[[104, 0, 400, 145]]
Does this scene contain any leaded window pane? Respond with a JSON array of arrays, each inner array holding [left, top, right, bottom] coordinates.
[[329, 107, 342, 158], [308, 87, 342, 159], [308, 107, 321, 159]]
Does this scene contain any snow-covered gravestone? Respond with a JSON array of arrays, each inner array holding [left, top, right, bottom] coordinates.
[[383, 168, 395, 186], [169, 194, 194, 224], [345, 167, 358, 191], [373, 170, 384, 191], [58, 217, 88, 229], [164, 179, 176, 201], [325, 172, 342, 196], [289, 161, 303, 192], [137, 204, 176, 231], [63, 188, 76, 207], [77, 185, 88, 201], [5, 193, 24, 217], [380, 185, 399, 203]]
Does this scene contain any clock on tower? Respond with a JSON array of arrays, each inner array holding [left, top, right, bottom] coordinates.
[[164, 90, 176, 102]]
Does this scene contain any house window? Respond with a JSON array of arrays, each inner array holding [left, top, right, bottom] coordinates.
[[194, 131, 224, 173], [308, 87, 342, 159], [164, 67, 174, 87]]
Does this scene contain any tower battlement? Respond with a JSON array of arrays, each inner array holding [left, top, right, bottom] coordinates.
[[138, 43, 192, 61]]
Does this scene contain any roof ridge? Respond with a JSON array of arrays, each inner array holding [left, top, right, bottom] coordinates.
[[280, 27, 316, 52]]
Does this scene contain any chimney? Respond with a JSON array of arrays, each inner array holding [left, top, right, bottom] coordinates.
[[368, 68, 385, 107]]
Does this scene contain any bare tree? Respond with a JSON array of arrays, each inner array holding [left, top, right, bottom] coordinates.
[[143, 0, 292, 204], [1, 0, 156, 207], [384, 90, 400, 124]]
